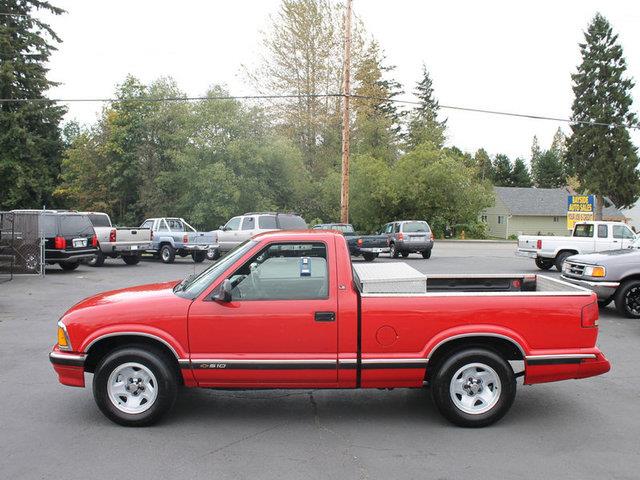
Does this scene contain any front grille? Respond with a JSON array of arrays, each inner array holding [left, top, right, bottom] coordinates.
[[564, 261, 586, 276]]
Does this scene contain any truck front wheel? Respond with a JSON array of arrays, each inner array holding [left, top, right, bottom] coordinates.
[[431, 348, 516, 428], [535, 257, 553, 270], [93, 346, 178, 427], [554, 252, 573, 271], [614, 280, 640, 319], [160, 245, 175, 264]]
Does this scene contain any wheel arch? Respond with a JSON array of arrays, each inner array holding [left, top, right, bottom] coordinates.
[[555, 248, 578, 259]]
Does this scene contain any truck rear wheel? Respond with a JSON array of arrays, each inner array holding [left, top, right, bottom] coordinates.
[[431, 348, 516, 428], [191, 251, 206, 263], [614, 280, 640, 319], [535, 257, 553, 270], [554, 251, 573, 271], [421, 250, 432, 259], [122, 255, 140, 265], [87, 251, 105, 267], [160, 245, 175, 264], [93, 346, 178, 427]]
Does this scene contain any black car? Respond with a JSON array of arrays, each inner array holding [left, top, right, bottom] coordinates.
[[312, 223, 389, 261]]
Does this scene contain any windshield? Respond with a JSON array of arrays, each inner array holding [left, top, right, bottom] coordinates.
[[328, 224, 354, 233], [177, 240, 257, 298], [402, 221, 430, 233]]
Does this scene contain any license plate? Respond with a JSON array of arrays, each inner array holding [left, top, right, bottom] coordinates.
[[130, 245, 138, 250], [411, 237, 424, 242], [73, 238, 87, 248]]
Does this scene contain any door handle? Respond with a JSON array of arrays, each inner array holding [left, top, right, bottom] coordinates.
[[314, 311, 335, 322]]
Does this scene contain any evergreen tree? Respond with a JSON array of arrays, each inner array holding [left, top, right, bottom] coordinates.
[[532, 150, 566, 188], [492, 154, 513, 186], [0, 1, 66, 209], [566, 13, 640, 218], [406, 64, 446, 150], [530, 135, 541, 179], [474, 148, 493, 182], [511, 158, 532, 187]]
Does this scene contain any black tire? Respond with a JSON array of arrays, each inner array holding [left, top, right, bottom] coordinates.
[[554, 251, 574, 271], [93, 346, 178, 427], [87, 251, 105, 267], [614, 280, 640, 319], [431, 348, 516, 428], [60, 262, 80, 271], [362, 253, 378, 262], [535, 257, 553, 270], [598, 297, 613, 308], [401, 252, 410, 258], [178, 251, 188, 258], [160, 244, 175, 264], [122, 255, 141, 265], [191, 251, 206, 263], [421, 249, 432, 259], [389, 243, 399, 259], [206, 248, 220, 261]]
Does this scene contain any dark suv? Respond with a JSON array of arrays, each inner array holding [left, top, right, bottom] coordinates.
[[41, 211, 99, 270]]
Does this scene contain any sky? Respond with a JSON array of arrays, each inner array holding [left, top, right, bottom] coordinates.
[[35, 0, 640, 161]]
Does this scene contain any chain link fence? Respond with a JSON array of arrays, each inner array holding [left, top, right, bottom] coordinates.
[[0, 211, 44, 280]]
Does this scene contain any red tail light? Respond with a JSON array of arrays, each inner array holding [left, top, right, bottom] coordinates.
[[183, 234, 189, 244], [54, 236, 66, 249], [91, 234, 98, 247], [357, 238, 363, 246], [109, 229, 116, 242], [536, 239, 542, 249], [398, 233, 404, 241], [581, 301, 599, 328]]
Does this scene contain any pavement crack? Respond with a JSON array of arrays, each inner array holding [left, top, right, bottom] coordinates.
[[204, 422, 287, 457]]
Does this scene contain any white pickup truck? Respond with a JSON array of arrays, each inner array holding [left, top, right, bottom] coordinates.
[[516, 221, 637, 271], [82, 212, 152, 267]]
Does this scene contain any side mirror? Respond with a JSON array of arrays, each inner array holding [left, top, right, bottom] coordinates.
[[219, 225, 226, 231], [213, 279, 232, 302]]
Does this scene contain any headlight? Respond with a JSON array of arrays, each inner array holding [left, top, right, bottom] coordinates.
[[584, 266, 606, 277], [57, 320, 72, 351]]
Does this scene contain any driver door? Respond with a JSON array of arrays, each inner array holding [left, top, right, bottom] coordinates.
[[187, 240, 338, 387], [218, 216, 242, 251]]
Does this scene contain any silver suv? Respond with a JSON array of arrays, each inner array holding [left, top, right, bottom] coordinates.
[[382, 220, 434, 259], [216, 212, 307, 253]]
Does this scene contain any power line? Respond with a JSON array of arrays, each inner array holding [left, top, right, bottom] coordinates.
[[0, 92, 638, 130]]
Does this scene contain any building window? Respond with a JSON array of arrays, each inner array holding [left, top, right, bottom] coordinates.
[[553, 216, 560, 222], [481, 215, 488, 223], [497, 216, 504, 224]]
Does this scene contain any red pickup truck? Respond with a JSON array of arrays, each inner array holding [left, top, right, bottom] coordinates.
[[50, 230, 610, 427]]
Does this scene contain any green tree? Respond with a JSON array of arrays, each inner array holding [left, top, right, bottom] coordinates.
[[474, 148, 493, 181], [532, 150, 566, 188], [511, 158, 532, 187], [406, 64, 446, 150], [530, 135, 541, 179], [566, 13, 640, 218], [492, 154, 513, 186], [0, 1, 66, 209]]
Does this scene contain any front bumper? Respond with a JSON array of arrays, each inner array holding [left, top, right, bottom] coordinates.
[[50, 348, 86, 387], [561, 275, 620, 299]]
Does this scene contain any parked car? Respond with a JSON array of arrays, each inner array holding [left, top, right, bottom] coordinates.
[[11, 210, 98, 271], [561, 239, 640, 317], [81, 212, 151, 267], [312, 223, 389, 261], [381, 220, 435, 258], [50, 230, 609, 428], [516, 221, 636, 271], [216, 212, 307, 253], [140, 217, 217, 264]]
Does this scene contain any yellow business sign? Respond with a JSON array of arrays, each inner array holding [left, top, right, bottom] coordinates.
[[567, 195, 595, 230]]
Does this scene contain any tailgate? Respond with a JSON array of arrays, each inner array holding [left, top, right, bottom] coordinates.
[[188, 231, 215, 246], [115, 228, 151, 244], [359, 235, 388, 248]]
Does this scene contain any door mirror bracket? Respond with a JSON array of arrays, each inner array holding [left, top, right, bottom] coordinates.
[[213, 279, 233, 302]]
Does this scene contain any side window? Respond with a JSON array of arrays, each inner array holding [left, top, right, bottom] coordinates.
[[259, 215, 278, 229], [613, 225, 635, 239], [228, 242, 328, 301], [224, 217, 241, 231], [140, 220, 153, 229], [157, 219, 169, 232], [166, 219, 184, 231], [241, 216, 256, 230], [41, 214, 57, 237], [597, 225, 608, 238], [394, 223, 400, 233]]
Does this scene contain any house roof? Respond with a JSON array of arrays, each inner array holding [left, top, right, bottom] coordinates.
[[494, 186, 626, 218]]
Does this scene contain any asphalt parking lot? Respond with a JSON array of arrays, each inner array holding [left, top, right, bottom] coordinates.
[[1, 242, 638, 480]]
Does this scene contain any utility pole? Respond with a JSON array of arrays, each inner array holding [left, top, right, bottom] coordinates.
[[340, 0, 352, 224]]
